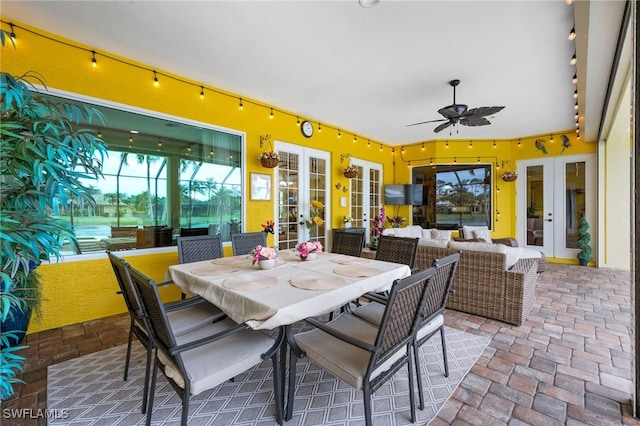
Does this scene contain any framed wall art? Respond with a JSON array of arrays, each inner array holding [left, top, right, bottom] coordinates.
[[250, 172, 272, 201]]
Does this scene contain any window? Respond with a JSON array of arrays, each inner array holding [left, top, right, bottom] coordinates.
[[412, 164, 492, 230], [38, 92, 244, 254]]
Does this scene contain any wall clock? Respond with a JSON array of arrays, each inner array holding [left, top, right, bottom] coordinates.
[[301, 120, 313, 138]]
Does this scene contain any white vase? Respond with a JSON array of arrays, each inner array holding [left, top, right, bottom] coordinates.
[[300, 252, 317, 261], [344, 222, 352, 228], [259, 259, 276, 270]]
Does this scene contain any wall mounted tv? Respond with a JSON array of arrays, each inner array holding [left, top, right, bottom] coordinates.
[[385, 184, 406, 205], [384, 184, 425, 205], [406, 184, 424, 205]]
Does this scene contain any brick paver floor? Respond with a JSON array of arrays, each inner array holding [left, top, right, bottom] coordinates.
[[1, 263, 639, 425]]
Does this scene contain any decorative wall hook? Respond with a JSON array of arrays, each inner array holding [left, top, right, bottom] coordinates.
[[340, 153, 351, 163], [260, 134, 271, 148]]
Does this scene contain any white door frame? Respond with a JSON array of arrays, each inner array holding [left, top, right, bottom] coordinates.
[[516, 153, 596, 259], [349, 158, 383, 243], [275, 141, 331, 247]]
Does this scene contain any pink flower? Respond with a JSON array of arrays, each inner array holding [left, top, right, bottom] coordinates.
[[251, 245, 280, 264], [296, 240, 323, 258], [371, 207, 386, 237]]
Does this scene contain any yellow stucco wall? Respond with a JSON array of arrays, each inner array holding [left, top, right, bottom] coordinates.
[[1, 18, 598, 333]]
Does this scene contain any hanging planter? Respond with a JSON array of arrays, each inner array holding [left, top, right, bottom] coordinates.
[[259, 151, 280, 168], [501, 171, 518, 182], [500, 160, 517, 182], [343, 166, 358, 178]]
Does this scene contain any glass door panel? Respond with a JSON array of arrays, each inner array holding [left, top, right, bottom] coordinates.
[[277, 151, 300, 251], [563, 161, 586, 249], [525, 165, 544, 247]]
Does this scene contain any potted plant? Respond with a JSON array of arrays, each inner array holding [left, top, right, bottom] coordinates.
[[0, 33, 108, 399], [259, 151, 280, 168], [576, 214, 592, 266], [343, 215, 353, 228], [370, 207, 386, 250], [343, 165, 358, 178], [387, 215, 407, 228]]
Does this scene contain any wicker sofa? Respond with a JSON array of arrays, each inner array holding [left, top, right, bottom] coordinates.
[[364, 240, 539, 326], [414, 244, 538, 326]]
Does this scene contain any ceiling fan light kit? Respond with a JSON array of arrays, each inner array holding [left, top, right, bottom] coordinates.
[[407, 79, 505, 134]]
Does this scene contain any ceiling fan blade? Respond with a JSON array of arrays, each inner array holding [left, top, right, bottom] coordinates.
[[406, 118, 448, 127], [464, 106, 505, 118], [460, 116, 491, 127], [438, 104, 468, 119], [433, 121, 452, 133]]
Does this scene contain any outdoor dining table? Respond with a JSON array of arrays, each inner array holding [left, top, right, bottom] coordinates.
[[166, 249, 411, 412]]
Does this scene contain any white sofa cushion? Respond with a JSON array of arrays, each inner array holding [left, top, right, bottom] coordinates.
[[418, 238, 450, 248], [461, 225, 489, 240], [391, 225, 423, 238], [431, 229, 452, 240], [420, 228, 433, 239], [520, 247, 542, 260], [382, 228, 397, 236], [473, 228, 493, 244]]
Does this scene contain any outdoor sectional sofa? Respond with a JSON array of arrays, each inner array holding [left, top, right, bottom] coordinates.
[[371, 226, 542, 326]]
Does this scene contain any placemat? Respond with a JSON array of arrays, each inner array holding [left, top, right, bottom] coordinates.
[[211, 257, 248, 266], [222, 275, 278, 291], [191, 265, 240, 276], [333, 266, 380, 277], [290, 275, 347, 290], [330, 256, 369, 265]]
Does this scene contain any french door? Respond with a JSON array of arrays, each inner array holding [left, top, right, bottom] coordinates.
[[348, 158, 383, 244], [275, 142, 330, 250], [516, 154, 595, 259]]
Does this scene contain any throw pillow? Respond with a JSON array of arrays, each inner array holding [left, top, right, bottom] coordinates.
[[473, 229, 493, 244], [431, 229, 451, 240], [462, 225, 489, 240], [420, 228, 433, 240]]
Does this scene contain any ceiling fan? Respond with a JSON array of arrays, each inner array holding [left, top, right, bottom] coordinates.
[[406, 79, 505, 134]]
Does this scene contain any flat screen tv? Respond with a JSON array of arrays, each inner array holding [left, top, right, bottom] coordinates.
[[406, 184, 424, 205], [384, 184, 406, 205]]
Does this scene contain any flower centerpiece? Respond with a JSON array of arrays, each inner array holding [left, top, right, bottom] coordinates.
[[251, 245, 281, 269], [387, 215, 406, 228], [370, 207, 386, 250], [259, 151, 280, 168], [296, 240, 323, 261], [343, 215, 353, 228], [343, 165, 358, 178]]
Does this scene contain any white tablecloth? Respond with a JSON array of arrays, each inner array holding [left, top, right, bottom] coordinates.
[[167, 250, 411, 330]]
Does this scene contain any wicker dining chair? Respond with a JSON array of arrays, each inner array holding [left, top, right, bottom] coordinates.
[[374, 235, 420, 271], [231, 231, 267, 256], [107, 251, 225, 414], [177, 235, 224, 264], [128, 265, 283, 426], [331, 229, 365, 257], [352, 252, 461, 410], [286, 267, 436, 426]]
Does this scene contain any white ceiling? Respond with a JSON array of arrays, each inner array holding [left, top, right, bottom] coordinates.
[[0, 0, 628, 145]]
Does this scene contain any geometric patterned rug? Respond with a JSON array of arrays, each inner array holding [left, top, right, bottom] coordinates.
[[48, 325, 490, 425]]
